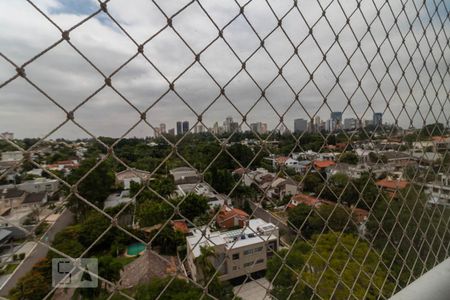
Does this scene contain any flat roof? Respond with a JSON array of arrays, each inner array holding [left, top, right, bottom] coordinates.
[[186, 218, 278, 258]]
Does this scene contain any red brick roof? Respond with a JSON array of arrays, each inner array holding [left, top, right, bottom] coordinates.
[[172, 220, 189, 234], [275, 156, 289, 165], [291, 194, 322, 206], [313, 160, 336, 169], [376, 179, 408, 190], [216, 206, 249, 225]]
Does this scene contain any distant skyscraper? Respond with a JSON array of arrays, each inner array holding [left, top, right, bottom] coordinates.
[[182, 121, 189, 134], [344, 118, 357, 130], [154, 127, 161, 138], [212, 122, 219, 135], [176, 121, 182, 135], [1, 132, 14, 140], [160, 123, 166, 134], [330, 112, 343, 131], [168, 128, 175, 135], [373, 112, 383, 127], [250, 122, 267, 134], [314, 116, 321, 132], [260, 123, 268, 134], [294, 119, 307, 133]]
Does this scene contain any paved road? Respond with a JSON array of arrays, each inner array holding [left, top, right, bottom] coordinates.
[[0, 209, 74, 297]]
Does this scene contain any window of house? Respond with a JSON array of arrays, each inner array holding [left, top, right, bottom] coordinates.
[[244, 249, 253, 255], [243, 262, 253, 268], [256, 259, 264, 264], [254, 246, 263, 252], [232, 253, 239, 260], [232, 266, 238, 271]]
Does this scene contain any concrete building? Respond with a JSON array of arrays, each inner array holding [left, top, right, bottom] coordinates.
[[330, 112, 343, 131], [1, 132, 14, 140], [1, 151, 23, 162], [250, 122, 267, 135], [425, 173, 450, 207], [294, 118, 307, 133], [16, 178, 60, 193], [182, 121, 189, 134], [168, 128, 175, 135], [160, 123, 166, 134], [373, 112, 383, 127], [344, 118, 357, 130], [186, 219, 279, 282], [176, 121, 182, 135], [116, 169, 152, 190], [169, 167, 201, 184]]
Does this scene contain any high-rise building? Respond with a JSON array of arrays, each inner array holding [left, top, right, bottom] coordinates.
[[168, 128, 175, 135], [260, 123, 268, 134], [330, 112, 343, 131], [182, 121, 189, 134], [154, 127, 161, 138], [314, 116, 321, 132], [294, 119, 307, 133], [194, 124, 205, 134], [343, 118, 357, 130], [373, 112, 383, 127], [250, 122, 268, 134], [1, 132, 14, 140], [160, 123, 166, 134], [176, 121, 182, 135], [212, 122, 220, 135]]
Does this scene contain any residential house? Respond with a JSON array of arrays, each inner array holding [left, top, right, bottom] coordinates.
[[425, 173, 450, 207], [313, 160, 336, 172], [267, 178, 301, 200], [376, 178, 409, 199], [115, 169, 152, 189], [169, 167, 202, 184], [21, 192, 48, 209], [216, 206, 249, 230], [1, 151, 23, 162], [186, 219, 279, 282]]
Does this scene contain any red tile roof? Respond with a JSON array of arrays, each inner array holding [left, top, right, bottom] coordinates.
[[376, 179, 408, 190], [351, 207, 369, 223], [172, 220, 189, 234], [275, 156, 289, 165], [291, 194, 322, 206], [313, 160, 336, 169]]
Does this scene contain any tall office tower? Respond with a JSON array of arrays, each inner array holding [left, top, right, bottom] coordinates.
[[212, 122, 219, 134], [182, 121, 189, 134], [343, 118, 357, 130], [373, 112, 383, 127], [314, 116, 321, 132], [154, 127, 161, 138], [1, 132, 14, 140], [260, 123, 268, 134], [330, 112, 343, 131], [160, 123, 166, 134], [176, 121, 182, 135], [223, 116, 233, 133], [294, 118, 307, 133]]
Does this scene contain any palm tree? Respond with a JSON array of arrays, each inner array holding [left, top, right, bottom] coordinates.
[[195, 245, 216, 283]]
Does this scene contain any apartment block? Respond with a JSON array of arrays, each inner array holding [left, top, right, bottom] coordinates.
[[186, 219, 279, 282]]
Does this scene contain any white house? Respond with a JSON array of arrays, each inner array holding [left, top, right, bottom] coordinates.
[[186, 219, 279, 282]]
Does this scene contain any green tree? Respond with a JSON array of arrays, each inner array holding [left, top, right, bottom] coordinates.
[[67, 157, 115, 217], [287, 204, 314, 238], [338, 151, 358, 164], [303, 173, 323, 193], [267, 233, 393, 299], [9, 271, 49, 300], [177, 194, 209, 221]]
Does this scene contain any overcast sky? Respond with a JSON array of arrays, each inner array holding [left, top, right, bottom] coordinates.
[[0, 0, 449, 139]]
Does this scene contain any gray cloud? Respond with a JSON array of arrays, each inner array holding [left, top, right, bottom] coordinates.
[[0, 0, 449, 139]]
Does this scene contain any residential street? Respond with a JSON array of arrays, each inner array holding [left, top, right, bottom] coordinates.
[[0, 209, 74, 297]]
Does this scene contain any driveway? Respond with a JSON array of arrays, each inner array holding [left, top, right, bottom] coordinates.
[[233, 278, 272, 300]]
